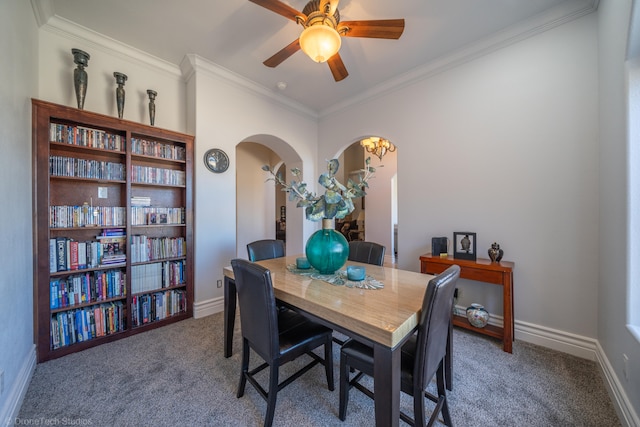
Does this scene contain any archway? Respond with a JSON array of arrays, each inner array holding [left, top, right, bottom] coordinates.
[[235, 135, 305, 258], [336, 137, 398, 264]]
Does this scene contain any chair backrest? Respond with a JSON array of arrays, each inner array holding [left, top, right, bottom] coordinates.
[[247, 239, 285, 262], [230, 259, 279, 361], [348, 241, 386, 266], [414, 265, 460, 388]]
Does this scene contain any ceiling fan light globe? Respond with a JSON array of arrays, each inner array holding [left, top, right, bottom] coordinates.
[[299, 25, 341, 63]]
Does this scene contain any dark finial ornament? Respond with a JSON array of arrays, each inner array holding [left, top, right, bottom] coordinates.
[[72, 49, 90, 109], [113, 72, 127, 119], [147, 89, 157, 126]]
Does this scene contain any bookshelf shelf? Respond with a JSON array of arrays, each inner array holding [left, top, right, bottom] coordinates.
[[131, 256, 187, 266], [131, 153, 187, 164], [131, 182, 187, 188], [50, 295, 128, 314], [50, 176, 127, 184], [33, 98, 194, 362], [131, 283, 187, 297]]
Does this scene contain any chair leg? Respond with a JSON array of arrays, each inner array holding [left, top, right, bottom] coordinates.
[[325, 336, 335, 391], [264, 364, 279, 427], [237, 339, 249, 398], [436, 363, 452, 427], [414, 386, 427, 427], [339, 352, 349, 421]]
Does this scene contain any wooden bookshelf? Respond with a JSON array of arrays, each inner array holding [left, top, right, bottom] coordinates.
[[32, 99, 194, 362]]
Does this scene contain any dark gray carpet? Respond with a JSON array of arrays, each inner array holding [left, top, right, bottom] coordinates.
[[16, 312, 620, 426]]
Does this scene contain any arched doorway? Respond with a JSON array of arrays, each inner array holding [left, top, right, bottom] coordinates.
[[337, 137, 398, 264], [235, 136, 306, 257]]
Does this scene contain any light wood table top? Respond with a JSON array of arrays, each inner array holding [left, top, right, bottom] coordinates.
[[223, 255, 435, 349]]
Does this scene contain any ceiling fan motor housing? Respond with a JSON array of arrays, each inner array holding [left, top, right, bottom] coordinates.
[[302, 0, 340, 28]]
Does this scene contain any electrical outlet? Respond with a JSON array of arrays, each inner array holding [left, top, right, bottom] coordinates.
[[217, 279, 222, 288], [0, 370, 4, 395], [623, 354, 629, 381]]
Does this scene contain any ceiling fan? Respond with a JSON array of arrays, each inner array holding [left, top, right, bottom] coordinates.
[[249, 0, 405, 82]]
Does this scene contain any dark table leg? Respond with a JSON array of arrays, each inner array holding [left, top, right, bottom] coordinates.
[[373, 342, 401, 427], [223, 276, 236, 358]]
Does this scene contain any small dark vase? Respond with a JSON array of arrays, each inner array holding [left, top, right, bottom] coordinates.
[[147, 89, 157, 126], [71, 49, 90, 109], [488, 242, 504, 262], [305, 218, 349, 275], [113, 72, 128, 119]]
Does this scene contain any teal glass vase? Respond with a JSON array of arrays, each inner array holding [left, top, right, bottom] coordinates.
[[305, 218, 349, 274]]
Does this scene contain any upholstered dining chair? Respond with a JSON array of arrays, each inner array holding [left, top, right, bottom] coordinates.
[[246, 239, 285, 262], [347, 241, 386, 266], [247, 239, 288, 312], [230, 259, 335, 427], [338, 265, 460, 427]]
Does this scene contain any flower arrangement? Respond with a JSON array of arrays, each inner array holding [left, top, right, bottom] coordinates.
[[263, 158, 376, 221]]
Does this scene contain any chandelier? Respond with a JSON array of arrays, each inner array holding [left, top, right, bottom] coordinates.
[[360, 137, 396, 160]]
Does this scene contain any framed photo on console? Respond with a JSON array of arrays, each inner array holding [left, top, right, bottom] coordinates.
[[453, 232, 476, 260]]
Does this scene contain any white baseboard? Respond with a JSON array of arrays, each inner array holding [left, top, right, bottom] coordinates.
[[454, 305, 636, 427], [596, 341, 640, 427], [513, 318, 598, 361], [453, 305, 598, 360], [193, 296, 224, 319], [0, 345, 36, 427]]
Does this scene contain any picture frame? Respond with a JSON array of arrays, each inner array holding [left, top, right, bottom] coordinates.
[[453, 232, 477, 261]]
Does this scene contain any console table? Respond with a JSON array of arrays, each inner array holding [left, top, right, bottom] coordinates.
[[419, 253, 514, 353]]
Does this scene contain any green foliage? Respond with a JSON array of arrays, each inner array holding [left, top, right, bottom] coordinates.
[[263, 158, 376, 221]]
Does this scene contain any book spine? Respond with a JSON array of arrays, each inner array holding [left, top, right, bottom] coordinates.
[[49, 238, 57, 273], [56, 237, 67, 272], [69, 240, 79, 270]]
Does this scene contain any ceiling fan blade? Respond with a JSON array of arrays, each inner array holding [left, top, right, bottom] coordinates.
[[248, 0, 305, 22], [263, 39, 301, 68], [338, 19, 405, 39], [327, 53, 348, 82]]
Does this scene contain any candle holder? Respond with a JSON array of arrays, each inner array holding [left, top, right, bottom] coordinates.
[[71, 49, 90, 109], [147, 89, 157, 126], [113, 72, 127, 119]]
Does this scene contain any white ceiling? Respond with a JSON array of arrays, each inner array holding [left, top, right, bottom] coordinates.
[[38, 0, 597, 115]]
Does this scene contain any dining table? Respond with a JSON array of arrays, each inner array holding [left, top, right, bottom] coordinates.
[[222, 255, 451, 427]]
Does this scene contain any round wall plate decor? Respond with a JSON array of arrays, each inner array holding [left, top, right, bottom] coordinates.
[[204, 148, 229, 173]]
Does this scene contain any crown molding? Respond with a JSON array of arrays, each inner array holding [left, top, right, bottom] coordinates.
[[180, 54, 318, 121], [32, 0, 599, 121], [319, 0, 599, 118], [32, 0, 182, 80], [30, 0, 54, 27]]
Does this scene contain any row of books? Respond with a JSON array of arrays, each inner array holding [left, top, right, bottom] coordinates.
[[131, 196, 151, 207], [50, 123, 125, 152], [130, 235, 186, 263], [131, 137, 186, 160], [131, 290, 186, 327], [49, 155, 125, 181], [131, 260, 185, 294], [50, 236, 125, 272], [130, 207, 185, 226], [131, 165, 185, 186], [50, 302, 125, 350], [49, 205, 126, 228], [50, 269, 126, 309]]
